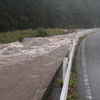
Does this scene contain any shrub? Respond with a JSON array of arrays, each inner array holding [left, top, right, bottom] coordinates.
[[36, 27, 49, 37], [18, 36, 24, 42], [67, 24, 77, 34]]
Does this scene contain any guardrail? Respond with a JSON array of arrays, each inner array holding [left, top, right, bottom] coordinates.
[[60, 28, 100, 100]]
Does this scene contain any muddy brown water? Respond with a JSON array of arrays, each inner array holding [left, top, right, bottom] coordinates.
[[0, 29, 85, 100]]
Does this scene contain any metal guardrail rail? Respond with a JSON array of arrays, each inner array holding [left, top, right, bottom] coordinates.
[[60, 28, 100, 100]]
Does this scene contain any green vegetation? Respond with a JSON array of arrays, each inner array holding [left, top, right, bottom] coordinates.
[[0, 0, 100, 32], [67, 24, 77, 34], [0, 28, 66, 44], [56, 79, 63, 88], [46, 28, 66, 36], [67, 66, 78, 100], [67, 50, 78, 100], [0, 29, 36, 43], [36, 27, 49, 37]]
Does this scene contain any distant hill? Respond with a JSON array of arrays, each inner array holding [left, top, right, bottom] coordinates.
[[0, 0, 100, 32]]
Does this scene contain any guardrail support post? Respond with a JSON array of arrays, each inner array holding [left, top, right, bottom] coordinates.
[[69, 44, 72, 58], [63, 57, 68, 82]]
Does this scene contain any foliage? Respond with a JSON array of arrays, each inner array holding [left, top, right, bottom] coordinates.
[[67, 24, 77, 34], [0, 0, 100, 32], [45, 28, 66, 36], [36, 27, 49, 37], [0, 29, 35, 43], [0, 28, 65, 44], [56, 79, 63, 88], [67, 24, 77, 29], [67, 72, 78, 100], [69, 76, 77, 87]]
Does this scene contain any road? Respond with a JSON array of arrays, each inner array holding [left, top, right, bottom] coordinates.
[[76, 31, 100, 100]]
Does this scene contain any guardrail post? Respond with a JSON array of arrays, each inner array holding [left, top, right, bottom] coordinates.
[[69, 44, 72, 58], [63, 57, 68, 82]]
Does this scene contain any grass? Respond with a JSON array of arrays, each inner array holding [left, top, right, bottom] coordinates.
[[0, 29, 36, 43], [56, 79, 63, 88], [0, 28, 67, 44], [45, 28, 66, 36]]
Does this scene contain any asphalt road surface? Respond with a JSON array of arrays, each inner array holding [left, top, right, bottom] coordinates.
[[76, 31, 100, 100]]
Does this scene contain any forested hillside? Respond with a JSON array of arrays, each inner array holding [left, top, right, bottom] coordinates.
[[0, 0, 100, 32]]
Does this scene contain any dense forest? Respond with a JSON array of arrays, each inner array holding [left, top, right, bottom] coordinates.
[[0, 0, 100, 32]]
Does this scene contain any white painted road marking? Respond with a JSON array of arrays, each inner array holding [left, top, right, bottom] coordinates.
[[82, 39, 93, 100]]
